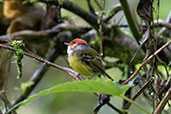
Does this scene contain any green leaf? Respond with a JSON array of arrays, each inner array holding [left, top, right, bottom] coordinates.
[[8, 79, 131, 113]]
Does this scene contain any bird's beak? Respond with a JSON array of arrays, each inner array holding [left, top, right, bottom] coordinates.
[[64, 42, 70, 46]]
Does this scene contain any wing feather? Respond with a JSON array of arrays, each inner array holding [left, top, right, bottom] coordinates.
[[79, 48, 113, 80], [80, 48, 105, 74]]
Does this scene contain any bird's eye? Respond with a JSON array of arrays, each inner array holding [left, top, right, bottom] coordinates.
[[71, 42, 75, 45]]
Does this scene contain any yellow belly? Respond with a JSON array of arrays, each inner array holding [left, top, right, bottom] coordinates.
[[68, 55, 97, 76]]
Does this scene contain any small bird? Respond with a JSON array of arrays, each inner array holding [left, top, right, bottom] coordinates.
[[65, 38, 113, 80]]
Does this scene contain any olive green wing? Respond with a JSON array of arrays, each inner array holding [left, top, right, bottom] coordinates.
[[80, 48, 105, 74], [80, 48, 113, 80]]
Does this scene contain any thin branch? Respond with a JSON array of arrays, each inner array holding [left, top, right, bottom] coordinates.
[[62, 0, 110, 34], [122, 40, 171, 84], [103, 3, 122, 22], [154, 87, 171, 114], [107, 102, 123, 114], [45, 0, 110, 34], [94, 0, 103, 10], [0, 24, 91, 40], [0, 43, 84, 80], [0, 29, 60, 40], [0, 91, 17, 114], [116, 19, 171, 30], [86, 0, 96, 15], [123, 65, 134, 108], [123, 80, 151, 109], [154, 19, 171, 30]]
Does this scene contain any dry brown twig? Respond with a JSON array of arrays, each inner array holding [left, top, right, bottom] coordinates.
[[123, 80, 151, 109], [122, 40, 171, 85], [154, 87, 171, 114]]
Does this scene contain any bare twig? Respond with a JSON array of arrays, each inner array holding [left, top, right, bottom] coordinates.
[[51, 0, 110, 34], [130, 29, 150, 64], [0, 43, 84, 80], [107, 102, 123, 114], [0, 29, 60, 40], [122, 40, 171, 84], [103, 3, 122, 22], [0, 91, 17, 114], [123, 80, 151, 109], [0, 24, 91, 40], [154, 87, 171, 114], [86, 0, 96, 15], [116, 20, 171, 30], [94, 0, 103, 10], [154, 19, 171, 30]]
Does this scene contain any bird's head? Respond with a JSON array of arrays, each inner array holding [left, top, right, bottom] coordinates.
[[65, 38, 89, 57], [65, 38, 88, 50]]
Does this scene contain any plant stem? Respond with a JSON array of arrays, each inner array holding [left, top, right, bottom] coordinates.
[[120, 95, 151, 114], [119, 0, 141, 43]]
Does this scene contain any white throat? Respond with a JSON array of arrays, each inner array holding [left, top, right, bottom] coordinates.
[[67, 46, 73, 58], [67, 44, 90, 58]]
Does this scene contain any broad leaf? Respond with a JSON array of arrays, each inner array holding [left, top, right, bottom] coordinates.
[[8, 79, 132, 113]]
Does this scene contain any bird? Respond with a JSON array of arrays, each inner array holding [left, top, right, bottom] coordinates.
[[65, 38, 113, 80]]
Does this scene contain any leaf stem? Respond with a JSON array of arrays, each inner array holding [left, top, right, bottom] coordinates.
[[120, 95, 151, 114]]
